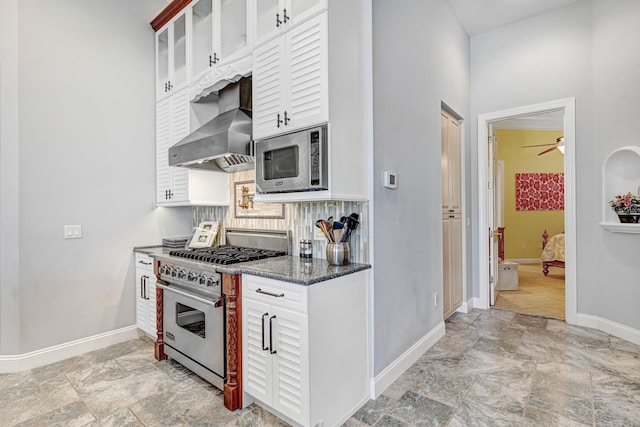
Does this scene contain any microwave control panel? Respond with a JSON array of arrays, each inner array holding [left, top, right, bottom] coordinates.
[[310, 130, 321, 186]]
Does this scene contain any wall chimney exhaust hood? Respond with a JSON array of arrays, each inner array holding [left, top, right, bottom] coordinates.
[[168, 78, 254, 172]]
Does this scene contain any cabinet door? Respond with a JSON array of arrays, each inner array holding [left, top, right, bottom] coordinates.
[[135, 269, 149, 332], [157, 14, 189, 101], [156, 99, 172, 204], [442, 217, 452, 318], [253, 0, 283, 47], [156, 27, 170, 100], [173, 14, 188, 92], [284, 12, 328, 133], [244, 298, 274, 405], [441, 111, 461, 213], [252, 36, 287, 139], [271, 306, 309, 424], [443, 215, 462, 319], [450, 216, 463, 308], [219, 0, 248, 61], [168, 88, 191, 203], [191, 0, 214, 81]]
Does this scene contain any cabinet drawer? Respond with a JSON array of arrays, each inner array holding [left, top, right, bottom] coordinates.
[[244, 276, 307, 313], [135, 253, 154, 271]]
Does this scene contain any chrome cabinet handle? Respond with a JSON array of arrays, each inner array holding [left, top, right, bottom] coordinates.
[[140, 276, 144, 298], [276, 113, 283, 128], [256, 288, 284, 298], [261, 313, 269, 351], [283, 110, 290, 126], [276, 12, 282, 27], [269, 315, 277, 354], [138, 260, 152, 265]]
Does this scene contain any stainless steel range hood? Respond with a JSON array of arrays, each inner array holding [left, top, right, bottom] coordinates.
[[168, 77, 254, 172]]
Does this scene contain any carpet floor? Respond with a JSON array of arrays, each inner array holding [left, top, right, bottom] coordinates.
[[493, 262, 565, 320]]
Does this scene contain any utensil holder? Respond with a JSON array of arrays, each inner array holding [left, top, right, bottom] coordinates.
[[326, 242, 350, 265]]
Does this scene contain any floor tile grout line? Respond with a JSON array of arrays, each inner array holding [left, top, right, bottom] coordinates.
[[444, 375, 478, 426], [589, 370, 596, 427], [65, 372, 100, 426]]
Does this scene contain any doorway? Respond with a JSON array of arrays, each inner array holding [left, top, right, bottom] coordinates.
[[477, 98, 576, 324], [491, 118, 566, 319]]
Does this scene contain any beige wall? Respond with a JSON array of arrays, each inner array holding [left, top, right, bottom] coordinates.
[[495, 129, 564, 259]]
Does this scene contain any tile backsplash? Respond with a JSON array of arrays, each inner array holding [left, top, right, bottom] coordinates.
[[193, 170, 369, 264]]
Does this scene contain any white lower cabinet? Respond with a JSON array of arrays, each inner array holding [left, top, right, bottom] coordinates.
[[242, 271, 369, 427], [135, 253, 157, 338]]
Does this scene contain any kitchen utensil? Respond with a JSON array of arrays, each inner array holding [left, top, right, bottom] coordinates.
[[340, 213, 360, 242], [315, 219, 334, 242], [332, 221, 345, 242]]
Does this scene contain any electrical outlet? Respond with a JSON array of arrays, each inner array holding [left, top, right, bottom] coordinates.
[[434, 291, 439, 307], [522, 242, 526, 248]]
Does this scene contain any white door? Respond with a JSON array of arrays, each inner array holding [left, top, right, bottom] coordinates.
[[488, 124, 499, 305]]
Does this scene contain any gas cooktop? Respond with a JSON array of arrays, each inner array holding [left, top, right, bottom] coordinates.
[[168, 245, 287, 265]]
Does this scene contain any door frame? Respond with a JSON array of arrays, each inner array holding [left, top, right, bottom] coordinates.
[[476, 98, 576, 324]]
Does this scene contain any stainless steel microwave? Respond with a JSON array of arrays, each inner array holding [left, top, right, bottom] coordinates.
[[255, 125, 328, 194]]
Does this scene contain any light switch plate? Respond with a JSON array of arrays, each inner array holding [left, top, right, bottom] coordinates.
[[64, 224, 82, 239]]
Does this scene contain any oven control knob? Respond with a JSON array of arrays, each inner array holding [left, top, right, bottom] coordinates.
[[187, 272, 198, 281], [159, 265, 167, 274], [177, 269, 187, 279], [170, 267, 178, 277], [199, 274, 208, 285], [206, 277, 218, 287]]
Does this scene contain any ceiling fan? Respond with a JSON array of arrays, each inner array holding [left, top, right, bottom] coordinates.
[[522, 136, 565, 156]]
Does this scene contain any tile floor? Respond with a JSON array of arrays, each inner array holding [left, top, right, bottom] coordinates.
[[1, 309, 639, 426]]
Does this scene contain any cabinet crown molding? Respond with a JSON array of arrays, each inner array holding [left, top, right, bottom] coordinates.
[[150, 0, 192, 32]]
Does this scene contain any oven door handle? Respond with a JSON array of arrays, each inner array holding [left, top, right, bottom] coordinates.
[[157, 281, 224, 308]]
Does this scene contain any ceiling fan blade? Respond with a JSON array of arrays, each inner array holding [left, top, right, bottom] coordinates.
[[537, 146, 557, 156], [522, 143, 556, 148]]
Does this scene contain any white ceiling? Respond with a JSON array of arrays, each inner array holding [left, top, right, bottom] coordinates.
[[446, 0, 583, 36]]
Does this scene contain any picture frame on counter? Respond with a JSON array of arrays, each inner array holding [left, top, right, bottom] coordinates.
[[187, 221, 219, 248]]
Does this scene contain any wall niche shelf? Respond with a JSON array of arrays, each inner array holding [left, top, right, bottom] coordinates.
[[600, 146, 640, 233]]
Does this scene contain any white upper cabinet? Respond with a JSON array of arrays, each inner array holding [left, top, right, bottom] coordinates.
[[252, 0, 327, 48], [252, 12, 328, 140], [156, 13, 188, 101], [189, 0, 252, 101]]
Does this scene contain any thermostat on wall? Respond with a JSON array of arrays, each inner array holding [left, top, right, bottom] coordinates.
[[383, 171, 398, 189]]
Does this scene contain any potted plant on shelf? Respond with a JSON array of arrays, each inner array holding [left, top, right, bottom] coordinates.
[[609, 192, 640, 223]]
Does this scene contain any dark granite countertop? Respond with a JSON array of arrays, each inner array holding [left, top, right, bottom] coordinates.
[[215, 256, 371, 286], [133, 246, 174, 257], [134, 247, 371, 286]]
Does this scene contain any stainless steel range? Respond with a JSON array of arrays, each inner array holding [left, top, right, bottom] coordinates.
[[154, 229, 289, 390]]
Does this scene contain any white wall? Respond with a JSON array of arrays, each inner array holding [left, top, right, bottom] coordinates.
[[372, 0, 470, 375], [0, 0, 194, 354], [471, 0, 640, 329], [0, 0, 21, 354]]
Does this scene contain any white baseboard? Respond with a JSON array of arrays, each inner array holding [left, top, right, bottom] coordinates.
[[507, 258, 540, 264], [472, 297, 481, 309], [0, 325, 140, 373], [371, 322, 445, 398], [576, 313, 640, 346], [456, 301, 469, 314]]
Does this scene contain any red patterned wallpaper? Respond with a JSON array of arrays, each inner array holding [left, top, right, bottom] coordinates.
[[515, 173, 564, 211]]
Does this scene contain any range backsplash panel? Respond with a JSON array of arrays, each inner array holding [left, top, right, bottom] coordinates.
[[193, 170, 369, 264]]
